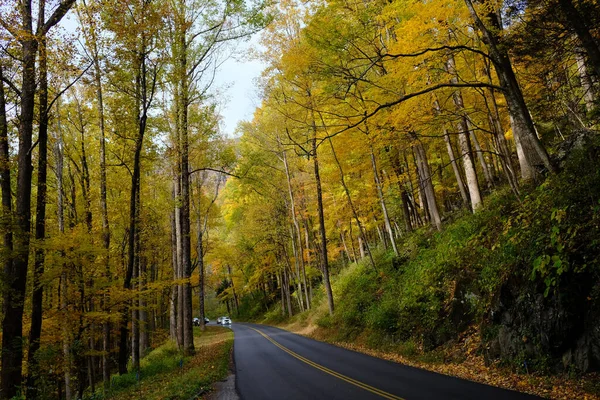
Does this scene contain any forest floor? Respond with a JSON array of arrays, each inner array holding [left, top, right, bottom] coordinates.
[[274, 318, 600, 400], [99, 326, 233, 400]]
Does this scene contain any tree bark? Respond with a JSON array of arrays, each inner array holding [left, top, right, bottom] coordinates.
[[411, 136, 443, 230], [447, 55, 483, 211], [174, 174, 184, 348], [0, 63, 15, 397], [170, 211, 178, 341], [369, 143, 398, 255], [482, 59, 521, 196], [469, 124, 494, 189], [1, 19, 38, 400], [280, 145, 310, 308], [131, 214, 140, 371], [557, 0, 600, 79], [119, 44, 154, 373], [311, 132, 334, 315], [464, 0, 556, 178], [28, 29, 49, 398], [94, 35, 112, 393], [445, 129, 471, 207], [575, 49, 597, 112], [55, 100, 72, 400], [197, 215, 206, 330], [227, 265, 239, 314], [0, 67, 11, 313], [278, 272, 285, 314], [172, 4, 194, 353]]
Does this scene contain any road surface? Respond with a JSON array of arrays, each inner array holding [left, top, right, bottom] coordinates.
[[230, 323, 542, 400]]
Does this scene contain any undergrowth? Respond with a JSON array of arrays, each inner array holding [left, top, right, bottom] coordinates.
[[86, 326, 233, 400]]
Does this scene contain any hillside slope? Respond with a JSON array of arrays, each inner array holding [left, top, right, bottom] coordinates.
[[247, 133, 600, 397]]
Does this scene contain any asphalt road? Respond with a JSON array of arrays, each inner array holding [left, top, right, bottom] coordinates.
[[230, 323, 543, 400]]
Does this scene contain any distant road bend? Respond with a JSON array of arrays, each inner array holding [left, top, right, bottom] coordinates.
[[231, 323, 542, 400]]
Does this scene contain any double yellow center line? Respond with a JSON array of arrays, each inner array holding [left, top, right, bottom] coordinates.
[[247, 326, 405, 400]]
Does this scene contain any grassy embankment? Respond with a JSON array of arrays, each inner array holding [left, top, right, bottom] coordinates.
[[90, 326, 233, 400], [251, 140, 600, 399]]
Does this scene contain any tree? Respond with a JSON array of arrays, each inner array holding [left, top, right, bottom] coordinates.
[[0, 0, 76, 396]]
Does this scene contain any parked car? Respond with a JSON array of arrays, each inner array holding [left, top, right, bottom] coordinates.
[[222, 317, 231, 325], [193, 317, 210, 326], [217, 316, 223, 324]]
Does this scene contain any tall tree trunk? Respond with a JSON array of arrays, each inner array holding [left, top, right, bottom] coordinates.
[[289, 226, 305, 312], [193, 172, 220, 330], [175, 2, 195, 356], [174, 175, 184, 348], [170, 211, 178, 341], [444, 129, 470, 208], [482, 59, 521, 196], [278, 272, 285, 314], [457, 121, 482, 210], [411, 136, 443, 230], [311, 132, 334, 315], [280, 147, 306, 310], [447, 55, 483, 211], [411, 149, 430, 223], [575, 49, 597, 112], [390, 152, 414, 232], [0, 64, 11, 276], [0, 63, 15, 398], [75, 101, 93, 233], [283, 267, 292, 317], [119, 46, 153, 373], [340, 229, 354, 263], [77, 0, 113, 381], [197, 217, 206, 330], [140, 255, 149, 357], [464, 0, 556, 178], [433, 95, 470, 209], [403, 151, 423, 227], [400, 190, 413, 232], [28, 29, 49, 398], [1, 17, 38, 400], [131, 210, 140, 371], [0, 66, 11, 319], [227, 265, 239, 314], [369, 143, 398, 256], [469, 126, 494, 189], [281, 144, 311, 309], [95, 41, 112, 395], [557, 0, 600, 79], [56, 102, 72, 400], [180, 122, 194, 356]]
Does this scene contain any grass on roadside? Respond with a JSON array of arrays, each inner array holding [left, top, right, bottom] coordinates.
[[94, 326, 233, 400]]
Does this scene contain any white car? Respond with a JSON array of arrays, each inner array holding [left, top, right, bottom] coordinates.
[[222, 317, 231, 325]]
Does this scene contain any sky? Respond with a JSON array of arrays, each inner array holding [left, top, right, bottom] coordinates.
[[213, 38, 266, 138], [59, 12, 266, 139]]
